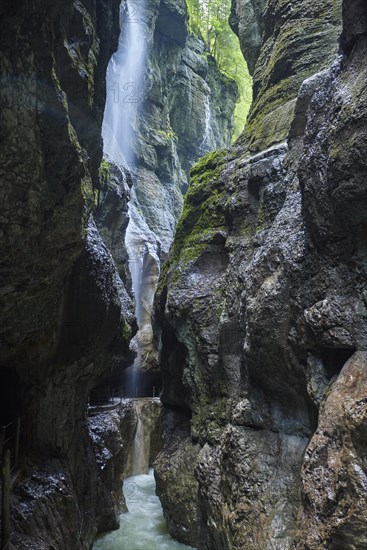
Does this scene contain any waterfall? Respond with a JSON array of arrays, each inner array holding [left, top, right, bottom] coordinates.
[[102, 0, 160, 394], [102, 0, 146, 166], [124, 398, 161, 477], [125, 400, 150, 476], [199, 91, 212, 154]]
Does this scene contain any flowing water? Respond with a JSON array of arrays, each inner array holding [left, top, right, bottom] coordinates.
[[93, 470, 196, 550], [102, 0, 160, 395], [199, 91, 212, 154], [102, 0, 146, 165]]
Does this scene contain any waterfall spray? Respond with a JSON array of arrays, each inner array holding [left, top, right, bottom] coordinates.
[[102, 0, 146, 166], [199, 89, 212, 154], [102, 0, 160, 397]]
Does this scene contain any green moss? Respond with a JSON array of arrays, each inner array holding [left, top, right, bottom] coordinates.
[[157, 149, 228, 293], [121, 317, 132, 343], [99, 158, 110, 184], [238, 11, 340, 150], [156, 129, 177, 142]]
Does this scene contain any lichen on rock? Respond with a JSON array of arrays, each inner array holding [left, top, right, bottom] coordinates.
[[154, 0, 367, 548]]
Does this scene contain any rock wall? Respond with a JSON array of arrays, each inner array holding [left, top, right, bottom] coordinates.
[[0, 1, 135, 548], [116, 0, 238, 374], [133, 0, 238, 255], [0, 0, 237, 545], [87, 398, 161, 530], [155, 0, 367, 548], [232, 0, 341, 151]]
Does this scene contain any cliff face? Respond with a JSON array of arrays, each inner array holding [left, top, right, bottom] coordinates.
[[133, 0, 237, 254], [155, 0, 367, 548], [0, 1, 135, 548], [87, 398, 161, 529], [232, 0, 341, 151], [0, 0, 238, 546], [117, 0, 238, 374]]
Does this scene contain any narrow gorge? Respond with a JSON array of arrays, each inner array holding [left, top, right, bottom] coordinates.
[[0, 0, 366, 549]]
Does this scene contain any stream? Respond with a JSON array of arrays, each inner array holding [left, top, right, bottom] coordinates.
[[93, 469, 196, 550]]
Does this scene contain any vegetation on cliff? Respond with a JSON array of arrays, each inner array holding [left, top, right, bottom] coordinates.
[[186, 0, 252, 139]]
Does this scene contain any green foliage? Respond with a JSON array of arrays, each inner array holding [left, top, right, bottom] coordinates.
[[157, 128, 177, 142], [186, 0, 252, 140]]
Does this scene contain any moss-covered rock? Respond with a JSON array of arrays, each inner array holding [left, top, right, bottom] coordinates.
[[0, 1, 135, 547], [155, 1, 367, 549], [232, 0, 342, 151]]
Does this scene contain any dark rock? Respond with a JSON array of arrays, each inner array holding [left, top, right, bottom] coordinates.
[[230, 0, 266, 75], [294, 352, 367, 549], [155, 0, 367, 548], [0, 0, 136, 547], [231, 0, 342, 151], [88, 398, 161, 533]]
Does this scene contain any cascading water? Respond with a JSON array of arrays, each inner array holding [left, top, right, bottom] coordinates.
[[102, 0, 160, 396], [102, 0, 146, 165], [124, 399, 156, 477], [94, 469, 196, 550], [199, 90, 213, 154]]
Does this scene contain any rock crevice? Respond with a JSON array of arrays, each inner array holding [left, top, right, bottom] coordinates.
[[155, 0, 367, 548]]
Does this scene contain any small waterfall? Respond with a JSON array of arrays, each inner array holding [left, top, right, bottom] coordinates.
[[124, 399, 161, 477], [199, 91, 212, 154]]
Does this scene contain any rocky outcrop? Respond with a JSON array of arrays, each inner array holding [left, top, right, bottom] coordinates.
[[0, 1, 136, 548], [95, 162, 132, 291], [133, 0, 238, 254], [294, 352, 367, 549], [231, 0, 342, 151], [155, 0, 367, 548], [229, 0, 266, 75]]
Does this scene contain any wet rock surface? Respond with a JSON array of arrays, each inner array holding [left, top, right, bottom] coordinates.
[[231, 0, 342, 151], [155, 0, 367, 548], [113, 0, 238, 375], [133, 0, 238, 254], [0, 0, 136, 547], [294, 352, 367, 549]]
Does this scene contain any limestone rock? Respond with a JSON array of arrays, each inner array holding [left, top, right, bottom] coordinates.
[[232, 0, 342, 151], [0, 0, 136, 547], [155, 0, 367, 548], [294, 352, 367, 549]]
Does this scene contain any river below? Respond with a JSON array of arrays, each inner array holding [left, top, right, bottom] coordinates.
[[93, 469, 196, 550]]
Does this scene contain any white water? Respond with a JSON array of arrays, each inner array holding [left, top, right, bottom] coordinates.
[[102, 0, 160, 391], [199, 91, 212, 153], [93, 470, 196, 550], [102, 0, 146, 166]]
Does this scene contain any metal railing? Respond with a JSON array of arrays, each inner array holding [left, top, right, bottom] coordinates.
[[89, 386, 124, 407], [88, 385, 161, 412]]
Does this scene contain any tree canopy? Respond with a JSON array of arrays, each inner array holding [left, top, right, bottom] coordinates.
[[186, 0, 252, 141]]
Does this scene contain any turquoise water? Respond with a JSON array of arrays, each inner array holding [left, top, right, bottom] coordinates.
[[93, 470, 196, 550]]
